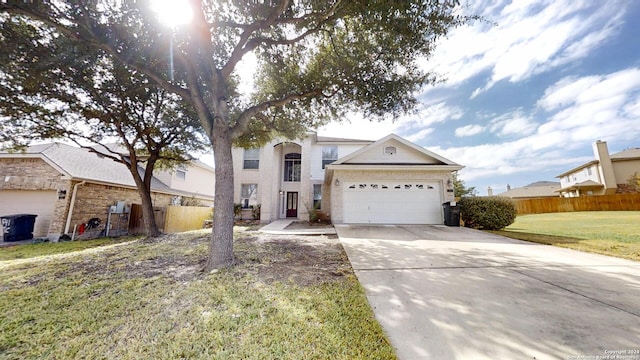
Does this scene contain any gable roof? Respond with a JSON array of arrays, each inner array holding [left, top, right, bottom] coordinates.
[[0, 143, 216, 198], [331, 133, 462, 167]]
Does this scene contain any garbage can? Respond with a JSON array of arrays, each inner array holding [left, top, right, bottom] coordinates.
[[1, 214, 38, 242], [442, 202, 460, 227]]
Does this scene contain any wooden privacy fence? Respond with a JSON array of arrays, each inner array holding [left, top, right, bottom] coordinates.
[[514, 194, 640, 215], [164, 205, 214, 233]]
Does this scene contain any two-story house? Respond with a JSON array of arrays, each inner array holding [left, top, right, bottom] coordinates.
[[556, 140, 640, 197], [232, 133, 463, 224]]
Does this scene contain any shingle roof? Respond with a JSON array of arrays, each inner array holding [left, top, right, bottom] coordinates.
[[2, 143, 171, 191], [611, 148, 640, 160], [497, 182, 560, 198]]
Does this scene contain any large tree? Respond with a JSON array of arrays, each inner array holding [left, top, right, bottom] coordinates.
[[0, 1, 477, 270], [0, 16, 206, 237]]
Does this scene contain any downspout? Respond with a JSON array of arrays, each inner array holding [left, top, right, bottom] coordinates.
[[64, 181, 86, 234]]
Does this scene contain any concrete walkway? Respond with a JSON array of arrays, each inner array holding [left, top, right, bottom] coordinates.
[[336, 224, 640, 360], [259, 219, 336, 235]]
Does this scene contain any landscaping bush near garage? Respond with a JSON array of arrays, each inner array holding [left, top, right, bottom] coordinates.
[[459, 196, 517, 230], [0, 229, 395, 359]]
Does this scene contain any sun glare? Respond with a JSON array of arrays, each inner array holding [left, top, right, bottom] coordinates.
[[152, 0, 193, 27]]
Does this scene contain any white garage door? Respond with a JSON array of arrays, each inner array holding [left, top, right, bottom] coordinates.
[[343, 181, 442, 224], [0, 190, 57, 239]]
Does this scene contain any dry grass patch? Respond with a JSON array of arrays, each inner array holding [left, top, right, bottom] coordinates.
[[0, 229, 395, 359]]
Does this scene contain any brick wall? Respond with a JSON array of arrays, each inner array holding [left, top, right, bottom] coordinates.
[[2, 158, 214, 239], [69, 182, 174, 239], [0, 158, 66, 191]]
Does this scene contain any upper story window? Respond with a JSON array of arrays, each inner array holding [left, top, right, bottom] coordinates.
[[284, 153, 301, 182], [243, 148, 260, 169], [175, 165, 187, 181], [322, 146, 338, 169]]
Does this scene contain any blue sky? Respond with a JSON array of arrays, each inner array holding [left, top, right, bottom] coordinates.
[[318, 0, 640, 195]]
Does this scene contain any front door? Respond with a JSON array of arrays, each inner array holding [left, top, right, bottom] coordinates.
[[286, 192, 298, 218]]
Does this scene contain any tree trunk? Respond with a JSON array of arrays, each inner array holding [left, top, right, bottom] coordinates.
[[205, 123, 236, 270], [129, 167, 161, 238], [138, 185, 162, 238]]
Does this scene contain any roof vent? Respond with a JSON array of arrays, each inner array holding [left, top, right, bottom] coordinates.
[[384, 146, 396, 155]]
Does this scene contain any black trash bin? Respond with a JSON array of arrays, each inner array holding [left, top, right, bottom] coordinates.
[[442, 202, 460, 227], [1, 214, 38, 242]]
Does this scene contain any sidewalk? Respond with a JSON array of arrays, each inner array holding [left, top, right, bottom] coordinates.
[[259, 220, 336, 235]]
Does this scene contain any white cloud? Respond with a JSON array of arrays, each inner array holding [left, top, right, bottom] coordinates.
[[455, 124, 484, 137], [405, 128, 434, 142], [489, 110, 537, 137], [432, 67, 640, 182], [425, 0, 627, 95], [318, 102, 463, 142]]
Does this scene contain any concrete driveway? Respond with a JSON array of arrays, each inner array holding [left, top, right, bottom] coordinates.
[[335, 224, 640, 360]]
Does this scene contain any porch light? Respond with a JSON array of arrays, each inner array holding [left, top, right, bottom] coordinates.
[[335, 178, 340, 186]]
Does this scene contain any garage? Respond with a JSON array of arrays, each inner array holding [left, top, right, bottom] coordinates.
[[343, 181, 442, 224], [0, 190, 57, 239]]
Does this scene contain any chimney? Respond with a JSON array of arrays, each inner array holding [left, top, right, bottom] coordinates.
[[487, 186, 493, 196], [506, 184, 511, 191], [593, 140, 617, 194]]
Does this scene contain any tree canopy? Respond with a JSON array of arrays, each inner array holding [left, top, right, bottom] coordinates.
[[0, 13, 207, 236], [0, 0, 478, 270]]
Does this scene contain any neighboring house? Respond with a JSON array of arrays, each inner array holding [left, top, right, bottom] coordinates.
[[495, 181, 561, 199], [0, 143, 215, 241], [556, 140, 640, 197], [232, 133, 463, 224]]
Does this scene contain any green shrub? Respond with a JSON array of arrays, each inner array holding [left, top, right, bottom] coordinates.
[[459, 196, 516, 230]]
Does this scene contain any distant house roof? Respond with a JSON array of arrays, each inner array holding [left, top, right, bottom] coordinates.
[[0, 143, 208, 198], [557, 147, 640, 177], [555, 180, 604, 193], [497, 181, 561, 199], [610, 147, 640, 160]]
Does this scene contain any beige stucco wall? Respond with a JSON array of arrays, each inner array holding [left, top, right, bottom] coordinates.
[[329, 169, 454, 224], [613, 159, 640, 185], [157, 163, 215, 197]]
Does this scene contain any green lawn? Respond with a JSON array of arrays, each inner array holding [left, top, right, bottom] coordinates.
[[490, 211, 640, 261], [0, 230, 395, 359]]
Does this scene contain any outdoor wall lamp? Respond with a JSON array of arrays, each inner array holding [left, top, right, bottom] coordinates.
[[279, 190, 284, 195], [335, 178, 340, 186], [447, 179, 453, 188]]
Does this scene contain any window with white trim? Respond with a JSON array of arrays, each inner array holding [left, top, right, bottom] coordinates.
[[313, 184, 322, 209], [322, 146, 338, 169], [175, 165, 187, 181], [243, 148, 260, 169], [240, 184, 258, 208], [284, 153, 301, 182]]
